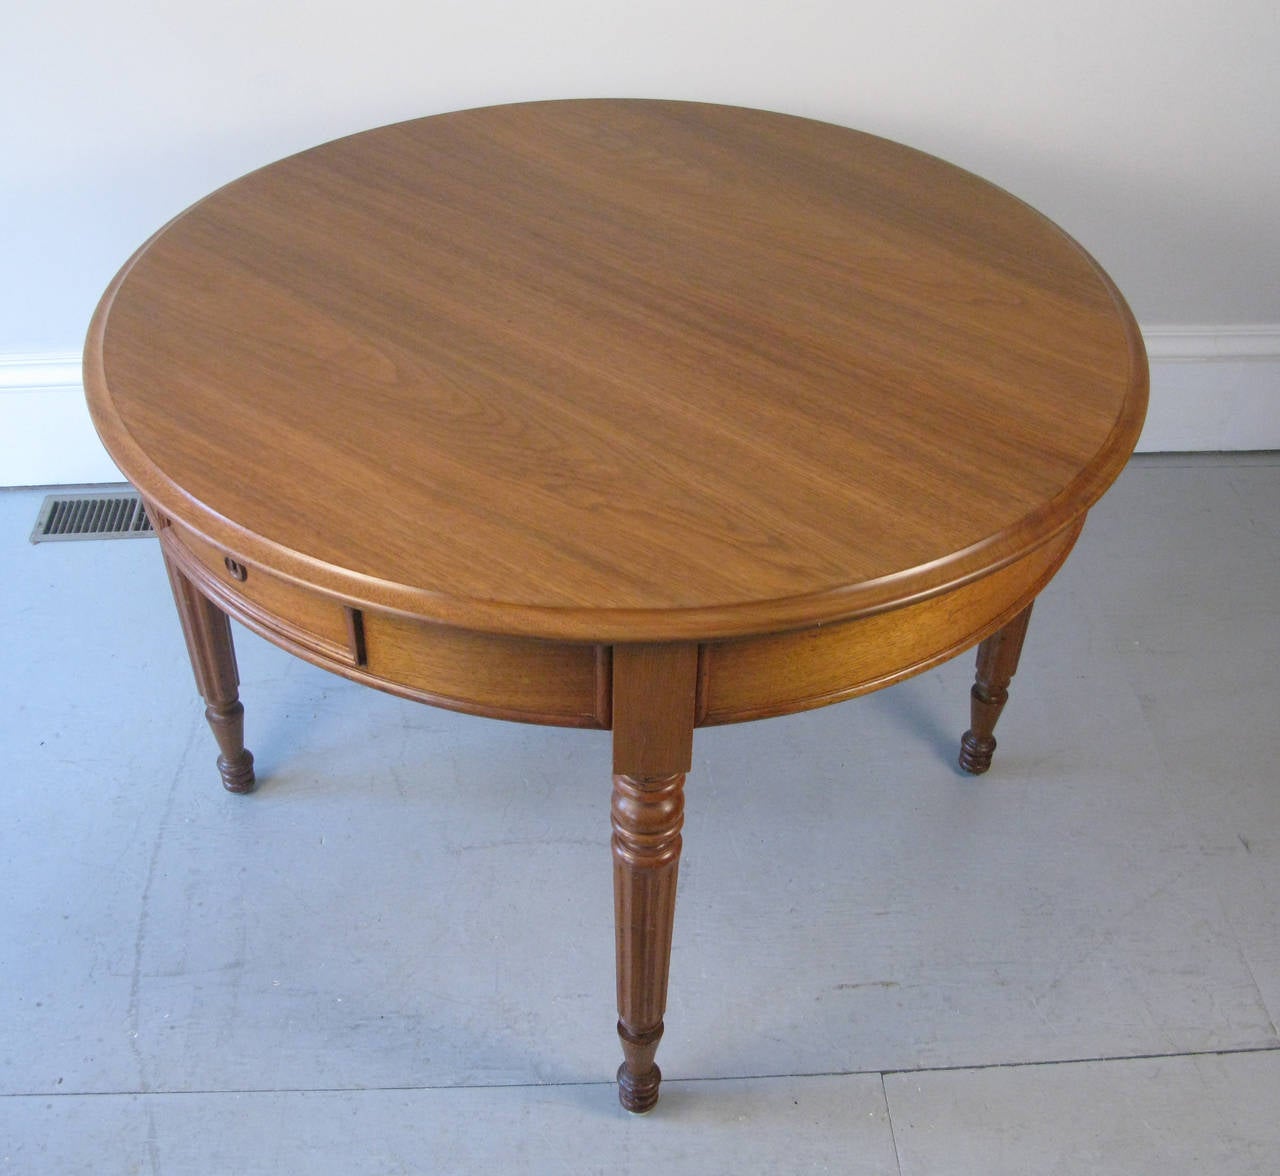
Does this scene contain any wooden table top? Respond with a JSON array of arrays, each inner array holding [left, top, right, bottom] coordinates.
[[85, 99, 1148, 642]]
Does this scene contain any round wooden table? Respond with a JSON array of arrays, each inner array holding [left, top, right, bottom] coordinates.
[[84, 99, 1148, 1112]]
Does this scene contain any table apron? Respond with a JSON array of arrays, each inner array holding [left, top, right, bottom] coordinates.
[[696, 518, 1083, 725], [155, 509, 1083, 734]]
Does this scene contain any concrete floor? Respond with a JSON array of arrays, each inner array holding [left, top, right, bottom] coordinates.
[[2, 453, 1278, 1174]]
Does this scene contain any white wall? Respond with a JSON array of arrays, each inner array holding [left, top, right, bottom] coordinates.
[[4, 0, 1278, 483]]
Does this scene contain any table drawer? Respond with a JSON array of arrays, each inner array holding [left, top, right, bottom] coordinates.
[[161, 523, 354, 664], [158, 518, 607, 727]]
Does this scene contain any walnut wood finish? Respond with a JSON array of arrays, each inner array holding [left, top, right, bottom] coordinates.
[[959, 603, 1036, 774], [85, 99, 1146, 644], [162, 549, 256, 793], [83, 100, 1149, 1112]]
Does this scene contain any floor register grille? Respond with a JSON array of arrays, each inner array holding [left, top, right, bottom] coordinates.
[[30, 490, 154, 543]]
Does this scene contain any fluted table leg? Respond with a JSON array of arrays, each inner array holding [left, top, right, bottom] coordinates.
[[959, 603, 1034, 775], [610, 643, 698, 1113], [162, 550, 256, 793]]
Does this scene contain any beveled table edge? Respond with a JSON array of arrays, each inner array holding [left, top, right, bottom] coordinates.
[[83, 114, 1149, 646]]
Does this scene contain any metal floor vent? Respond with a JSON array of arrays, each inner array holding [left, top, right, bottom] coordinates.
[[30, 491, 155, 543]]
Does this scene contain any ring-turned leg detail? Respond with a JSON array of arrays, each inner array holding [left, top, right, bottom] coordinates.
[[959, 603, 1034, 775], [205, 697, 255, 794], [612, 769, 684, 1112], [610, 642, 698, 1114], [162, 551, 256, 793]]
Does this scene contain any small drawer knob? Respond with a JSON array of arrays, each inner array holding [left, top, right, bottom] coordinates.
[[224, 557, 248, 582]]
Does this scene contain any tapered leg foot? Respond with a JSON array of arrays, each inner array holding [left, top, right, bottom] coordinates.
[[958, 720, 998, 775], [959, 603, 1033, 775], [208, 701, 256, 793], [616, 1023, 663, 1113], [163, 549, 256, 793]]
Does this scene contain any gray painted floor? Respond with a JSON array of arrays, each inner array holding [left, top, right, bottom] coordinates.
[[2, 453, 1278, 1174]]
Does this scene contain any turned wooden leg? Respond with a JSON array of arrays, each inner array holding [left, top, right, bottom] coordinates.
[[162, 551, 256, 793], [611, 643, 698, 1113], [959, 603, 1034, 775]]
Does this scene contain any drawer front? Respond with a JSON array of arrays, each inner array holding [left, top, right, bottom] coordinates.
[[161, 523, 354, 664], [159, 517, 607, 728], [698, 521, 1082, 725]]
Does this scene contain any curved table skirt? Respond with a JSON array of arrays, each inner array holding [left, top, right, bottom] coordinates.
[[154, 503, 1083, 732]]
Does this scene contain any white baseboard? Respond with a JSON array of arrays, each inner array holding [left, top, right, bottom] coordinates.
[[1138, 326, 1280, 451], [0, 355, 123, 487], [3, 329, 1278, 486]]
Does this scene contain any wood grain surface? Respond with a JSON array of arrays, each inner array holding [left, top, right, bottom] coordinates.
[[85, 99, 1147, 641]]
